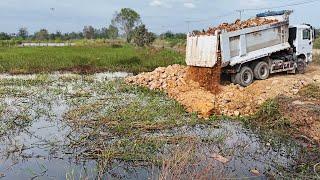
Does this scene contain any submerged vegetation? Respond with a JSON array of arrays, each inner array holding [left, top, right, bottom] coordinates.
[[241, 95, 320, 178], [64, 81, 204, 163], [1, 73, 317, 179], [0, 45, 184, 74]]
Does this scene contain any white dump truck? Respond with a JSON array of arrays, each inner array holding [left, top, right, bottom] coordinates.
[[186, 11, 315, 86]]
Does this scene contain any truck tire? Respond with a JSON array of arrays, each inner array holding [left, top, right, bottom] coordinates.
[[296, 59, 306, 74], [253, 61, 270, 80], [234, 66, 254, 87]]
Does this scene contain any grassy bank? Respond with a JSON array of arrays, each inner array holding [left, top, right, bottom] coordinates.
[[241, 88, 320, 177], [314, 38, 320, 49], [0, 45, 185, 74]]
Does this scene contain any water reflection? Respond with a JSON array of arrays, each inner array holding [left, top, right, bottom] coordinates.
[[0, 72, 304, 179]]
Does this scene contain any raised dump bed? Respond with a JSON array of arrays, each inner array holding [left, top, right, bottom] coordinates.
[[186, 15, 289, 68], [186, 10, 314, 87]]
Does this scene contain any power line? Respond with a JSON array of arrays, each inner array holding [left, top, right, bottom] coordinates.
[[185, 11, 236, 23], [236, 10, 244, 20], [240, 0, 320, 11], [184, 11, 236, 31], [147, 0, 320, 33], [185, 0, 320, 23]]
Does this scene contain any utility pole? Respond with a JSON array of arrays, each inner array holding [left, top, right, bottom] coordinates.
[[236, 9, 244, 20], [186, 21, 191, 32]]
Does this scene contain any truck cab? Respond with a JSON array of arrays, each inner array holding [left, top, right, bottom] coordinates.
[[289, 24, 314, 63]]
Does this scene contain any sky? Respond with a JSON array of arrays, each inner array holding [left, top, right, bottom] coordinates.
[[0, 0, 319, 34]]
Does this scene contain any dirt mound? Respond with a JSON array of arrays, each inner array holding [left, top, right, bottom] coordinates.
[[186, 66, 221, 94], [191, 17, 279, 36], [125, 65, 216, 117], [125, 64, 320, 118]]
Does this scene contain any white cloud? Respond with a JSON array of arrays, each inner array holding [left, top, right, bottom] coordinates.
[[239, 0, 268, 8], [183, 2, 195, 8], [149, 0, 172, 8], [149, 0, 196, 9], [150, 0, 162, 7]]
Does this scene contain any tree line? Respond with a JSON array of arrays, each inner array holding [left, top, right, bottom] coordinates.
[[0, 25, 119, 41], [0, 8, 187, 47]]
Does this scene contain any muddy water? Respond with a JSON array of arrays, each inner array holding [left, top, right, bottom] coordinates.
[[0, 72, 302, 179], [147, 121, 299, 179]]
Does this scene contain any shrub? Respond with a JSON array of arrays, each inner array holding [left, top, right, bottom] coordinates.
[[132, 24, 156, 47]]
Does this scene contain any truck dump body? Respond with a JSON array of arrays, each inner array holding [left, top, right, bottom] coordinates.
[[221, 21, 290, 67], [186, 35, 218, 67], [186, 16, 291, 68]]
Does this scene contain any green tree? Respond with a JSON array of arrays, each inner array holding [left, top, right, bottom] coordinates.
[[83, 26, 95, 39], [112, 8, 141, 42], [63, 32, 83, 40], [160, 31, 174, 39], [49, 33, 56, 40], [34, 29, 49, 41], [0, 32, 11, 40], [132, 24, 156, 47], [55, 31, 63, 39], [106, 25, 119, 39], [17, 27, 28, 39]]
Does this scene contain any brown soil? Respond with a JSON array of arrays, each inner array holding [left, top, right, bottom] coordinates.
[[186, 66, 221, 94], [125, 64, 320, 119]]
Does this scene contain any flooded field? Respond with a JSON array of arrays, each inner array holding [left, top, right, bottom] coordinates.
[[0, 72, 317, 179]]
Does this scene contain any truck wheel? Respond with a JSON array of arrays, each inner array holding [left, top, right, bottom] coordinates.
[[234, 66, 254, 87], [253, 61, 270, 80], [296, 59, 306, 74]]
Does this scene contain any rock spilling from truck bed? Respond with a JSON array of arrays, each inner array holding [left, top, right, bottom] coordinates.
[[125, 64, 320, 118], [191, 17, 279, 36], [125, 65, 217, 117], [186, 65, 221, 94]]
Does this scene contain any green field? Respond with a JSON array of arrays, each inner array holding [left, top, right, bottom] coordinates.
[[0, 45, 185, 74], [314, 38, 320, 49]]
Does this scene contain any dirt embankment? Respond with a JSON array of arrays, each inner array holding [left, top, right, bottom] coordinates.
[[125, 64, 320, 118], [278, 95, 320, 143]]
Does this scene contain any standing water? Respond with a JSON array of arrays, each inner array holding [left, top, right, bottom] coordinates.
[[0, 72, 306, 179]]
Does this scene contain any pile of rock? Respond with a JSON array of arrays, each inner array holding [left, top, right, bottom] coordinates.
[[126, 65, 217, 118], [125, 64, 320, 118], [125, 64, 188, 91], [191, 17, 279, 36]]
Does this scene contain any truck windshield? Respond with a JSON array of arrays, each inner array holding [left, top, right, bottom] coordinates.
[[303, 29, 310, 40]]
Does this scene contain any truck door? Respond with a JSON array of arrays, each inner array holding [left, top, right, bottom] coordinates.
[[298, 27, 313, 62]]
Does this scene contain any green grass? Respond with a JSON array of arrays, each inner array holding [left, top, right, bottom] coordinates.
[[299, 83, 320, 99], [245, 99, 291, 135], [164, 38, 186, 47], [0, 45, 185, 74], [314, 38, 320, 49], [313, 53, 320, 65]]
